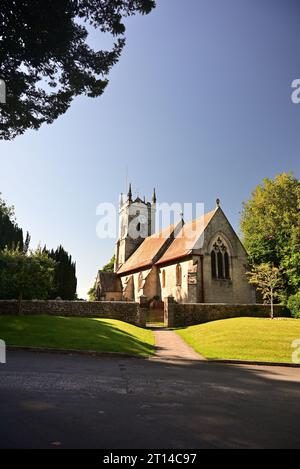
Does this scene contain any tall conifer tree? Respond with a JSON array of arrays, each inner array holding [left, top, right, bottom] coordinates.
[[45, 245, 77, 300]]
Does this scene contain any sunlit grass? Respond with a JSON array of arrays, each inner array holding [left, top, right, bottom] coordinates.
[[177, 317, 300, 363], [0, 315, 155, 357]]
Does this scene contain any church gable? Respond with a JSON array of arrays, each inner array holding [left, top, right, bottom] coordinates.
[[200, 207, 256, 304], [200, 206, 247, 258]]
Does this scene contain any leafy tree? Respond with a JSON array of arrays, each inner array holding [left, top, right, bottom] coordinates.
[[247, 264, 283, 319], [101, 255, 115, 272], [45, 245, 77, 300], [0, 193, 27, 250], [88, 283, 97, 301], [0, 248, 56, 310], [0, 194, 14, 217], [241, 173, 300, 296], [287, 292, 300, 319], [0, 0, 155, 140]]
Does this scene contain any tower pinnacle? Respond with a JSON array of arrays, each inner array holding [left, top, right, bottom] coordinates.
[[128, 183, 132, 203], [152, 188, 157, 204]]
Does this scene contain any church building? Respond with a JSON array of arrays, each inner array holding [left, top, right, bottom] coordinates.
[[96, 186, 256, 304]]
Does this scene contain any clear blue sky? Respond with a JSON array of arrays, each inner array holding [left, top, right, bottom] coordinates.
[[1, 0, 300, 298]]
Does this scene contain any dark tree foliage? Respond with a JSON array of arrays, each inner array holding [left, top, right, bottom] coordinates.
[[101, 254, 115, 272], [0, 213, 23, 250], [0, 248, 55, 301], [0, 0, 155, 139], [45, 245, 77, 300], [0, 193, 27, 250]]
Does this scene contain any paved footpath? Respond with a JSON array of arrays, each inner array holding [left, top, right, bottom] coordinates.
[[152, 328, 205, 362]]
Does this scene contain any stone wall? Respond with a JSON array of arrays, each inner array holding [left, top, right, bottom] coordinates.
[[164, 298, 287, 328], [0, 300, 146, 327]]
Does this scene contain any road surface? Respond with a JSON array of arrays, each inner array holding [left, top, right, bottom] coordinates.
[[0, 351, 300, 449]]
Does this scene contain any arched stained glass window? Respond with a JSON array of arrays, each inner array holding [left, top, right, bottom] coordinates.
[[211, 237, 231, 280], [224, 252, 230, 279], [162, 270, 166, 288], [217, 251, 224, 278], [176, 264, 182, 286], [211, 251, 217, 278]]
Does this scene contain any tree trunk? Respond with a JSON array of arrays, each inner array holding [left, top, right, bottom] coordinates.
[[270, 289, 274, 320], [18, 290, 23, 315]]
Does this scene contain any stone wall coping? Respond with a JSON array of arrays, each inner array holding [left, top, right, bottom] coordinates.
[[0, 300, 137, 305], [0, 299, 145, 327], [170, 303, 283, 307], [165, 302, 288, 327]]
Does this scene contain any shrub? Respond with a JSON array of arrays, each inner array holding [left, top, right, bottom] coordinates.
[[287, 292, 300, 319]]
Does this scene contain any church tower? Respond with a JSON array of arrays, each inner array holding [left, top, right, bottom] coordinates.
[[114, 185, 157, 272]]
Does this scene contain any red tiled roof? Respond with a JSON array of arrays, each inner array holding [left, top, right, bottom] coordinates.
[[117, 224, 177, 275], [156, 209, 216, 265]]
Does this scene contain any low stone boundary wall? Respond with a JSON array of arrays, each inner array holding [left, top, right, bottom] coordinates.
[[164, 300, 287, 328], [0, 300, 146, 327]]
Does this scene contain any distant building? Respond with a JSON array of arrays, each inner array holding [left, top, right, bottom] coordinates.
[[95, 272, 122, 302], [96, 186, 256, 304]]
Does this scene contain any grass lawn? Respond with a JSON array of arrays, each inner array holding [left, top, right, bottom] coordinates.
[[0, 315, 155, 357], [176, 317, 300, 363]]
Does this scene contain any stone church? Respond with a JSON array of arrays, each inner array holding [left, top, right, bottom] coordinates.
[[96, 186, 256, 304]]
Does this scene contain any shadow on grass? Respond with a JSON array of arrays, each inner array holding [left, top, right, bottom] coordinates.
[[0, 316, 155, 357]]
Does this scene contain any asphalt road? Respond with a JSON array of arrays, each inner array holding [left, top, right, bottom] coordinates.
[[0, 351, 300, 449]]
